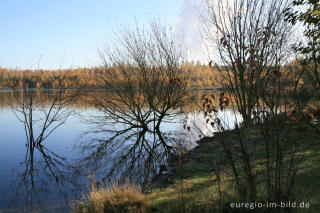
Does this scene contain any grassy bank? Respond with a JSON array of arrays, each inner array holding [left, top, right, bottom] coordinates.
[[73, 119, 320, 213], [148, 121, 320, 212]]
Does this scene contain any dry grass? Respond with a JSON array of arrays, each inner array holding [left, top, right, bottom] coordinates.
[[72, 183, 149, 213]]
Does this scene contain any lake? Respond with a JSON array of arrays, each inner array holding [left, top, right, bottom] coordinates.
[[0, 90, 240, 212]]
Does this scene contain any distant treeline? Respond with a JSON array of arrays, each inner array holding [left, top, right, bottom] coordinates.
[[0, 67, 105, 89], [0, 61, 219, 89], [0, 60, 304, 90]]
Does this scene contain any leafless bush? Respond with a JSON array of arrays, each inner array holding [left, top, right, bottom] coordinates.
[[201, 0, 293, 122], [96, 20, 189, 131]]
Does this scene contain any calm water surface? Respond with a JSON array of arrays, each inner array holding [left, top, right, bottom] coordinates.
[[0, 90, 239, 212]]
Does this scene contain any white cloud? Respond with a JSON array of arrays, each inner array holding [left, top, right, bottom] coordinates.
[[175, 0, 209, 63]]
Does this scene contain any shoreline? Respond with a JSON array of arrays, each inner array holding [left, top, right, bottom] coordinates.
[[148, 136, 212, 190]]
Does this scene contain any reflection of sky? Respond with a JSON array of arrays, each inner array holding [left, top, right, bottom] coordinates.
[[181, 109, 242, 147], [0, 109, 26, 185], [0, 107, 89, 210]]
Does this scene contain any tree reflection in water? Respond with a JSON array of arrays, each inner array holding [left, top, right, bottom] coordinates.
[[78, 117, 190, 189], [78, 21, 191, 188], [9, 89, 81, 212]]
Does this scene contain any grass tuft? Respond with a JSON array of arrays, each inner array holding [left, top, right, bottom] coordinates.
[[72, 183, 149, 213]]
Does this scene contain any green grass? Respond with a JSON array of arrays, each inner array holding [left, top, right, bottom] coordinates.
[[148, 120, 320, 213]]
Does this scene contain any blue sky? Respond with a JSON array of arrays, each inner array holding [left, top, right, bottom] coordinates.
[[0, 0, 199, 69]]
